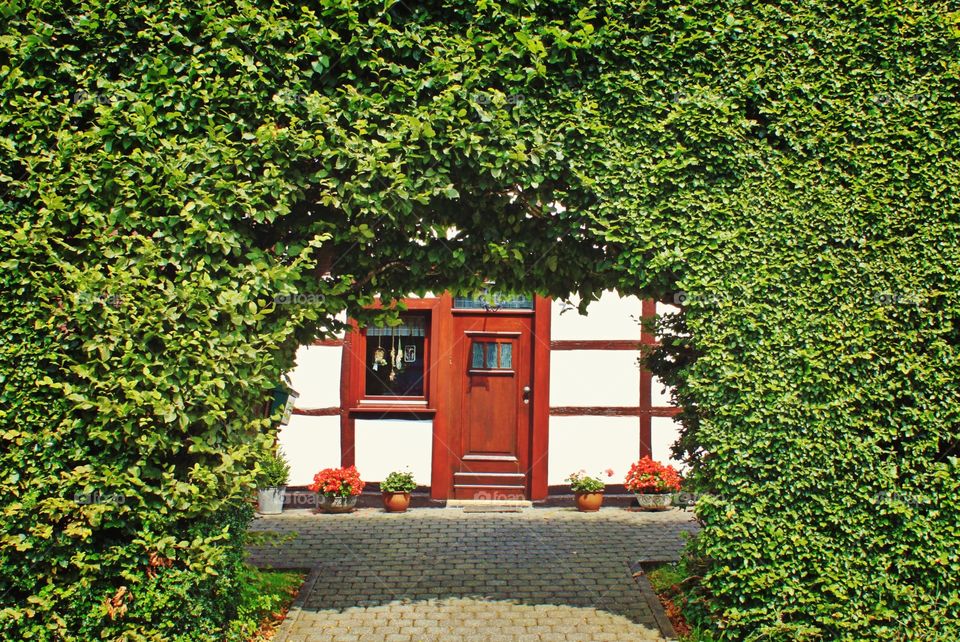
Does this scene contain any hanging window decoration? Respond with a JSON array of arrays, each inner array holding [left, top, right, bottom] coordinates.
[[372, 337, 388, 371], [365, 315, 426, 396]]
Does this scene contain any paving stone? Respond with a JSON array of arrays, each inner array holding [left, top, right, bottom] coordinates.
[[251, 507, 697, 642]]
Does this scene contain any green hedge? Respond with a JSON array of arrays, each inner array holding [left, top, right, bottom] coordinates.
[[2, 0, 958, 639], [589, 3, 960, 638]]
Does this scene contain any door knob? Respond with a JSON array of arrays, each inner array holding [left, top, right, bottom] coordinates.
[[522, 386, 531, 404]]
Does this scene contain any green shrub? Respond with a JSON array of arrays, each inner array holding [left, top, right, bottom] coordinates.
[[67, 503, 254, 641], [257, 451, 291, 489], [0, 1, 601, 636], [225, 567, 304, 642]]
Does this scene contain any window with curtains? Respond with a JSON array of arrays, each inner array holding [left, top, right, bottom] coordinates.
[[363, 314, 428, 397]]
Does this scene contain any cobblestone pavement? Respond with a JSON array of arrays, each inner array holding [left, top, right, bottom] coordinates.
[[248, 507, 699, 642]]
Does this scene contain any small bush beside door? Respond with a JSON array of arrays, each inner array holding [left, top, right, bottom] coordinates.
[[256, 451, 291, 515]]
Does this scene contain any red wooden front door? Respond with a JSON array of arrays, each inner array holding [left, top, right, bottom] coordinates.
[[450, 313, 533, 499]]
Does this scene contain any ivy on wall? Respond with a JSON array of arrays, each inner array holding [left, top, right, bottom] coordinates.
[[1, 0, 957, 639]]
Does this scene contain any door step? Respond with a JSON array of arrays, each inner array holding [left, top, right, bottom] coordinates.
[[446, 499, 532, 512], [454, 471, 526, 486], [452, 473, 528, 502]]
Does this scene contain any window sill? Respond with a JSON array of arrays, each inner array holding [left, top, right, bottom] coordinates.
[[349, 405, 437, 415]]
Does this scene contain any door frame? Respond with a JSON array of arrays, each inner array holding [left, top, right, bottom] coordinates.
[[341, 294, 551, 501], [435, 295, 550, 500], [449, 317, 532, 499]]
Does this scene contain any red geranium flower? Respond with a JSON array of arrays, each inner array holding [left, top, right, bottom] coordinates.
[[308, 465, 366, 497], [624, 457, 682, 494]]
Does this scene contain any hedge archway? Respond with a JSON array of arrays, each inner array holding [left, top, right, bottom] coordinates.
[[2, 1, 958, 639]]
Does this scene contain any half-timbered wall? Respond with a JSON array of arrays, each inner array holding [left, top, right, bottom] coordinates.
[[280, 340, 343, 485], [277, 291, 682, 491], [546, 292, 682, 486]]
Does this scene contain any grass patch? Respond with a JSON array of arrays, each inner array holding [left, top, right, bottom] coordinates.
[[646, 560, 717, 642], [647, 561, 688, 593], [228, 566, 305, 642]]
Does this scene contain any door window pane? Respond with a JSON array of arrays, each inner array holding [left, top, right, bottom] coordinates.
[[499, 343, 512, 369], [471, 343, 484, 369], [470, 340, 514, 371], [485, 343, 498, 369]]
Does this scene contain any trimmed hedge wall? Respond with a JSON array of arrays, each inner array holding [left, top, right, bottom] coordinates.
[[587, 4, 960, 638], [2, 0, 958, 640]]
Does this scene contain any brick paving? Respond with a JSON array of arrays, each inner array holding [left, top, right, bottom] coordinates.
[[247, 507, 698, 642]]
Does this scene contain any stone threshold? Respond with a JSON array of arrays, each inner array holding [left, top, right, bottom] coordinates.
[[445, 499, 533, 512]]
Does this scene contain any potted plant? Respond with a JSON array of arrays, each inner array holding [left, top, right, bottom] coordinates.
[[308, 465, 365, 513], [624, 456, 682, 510], [566, 469, 613, 512], [256, 450, 290, 515], [380, 471, 417, 513]]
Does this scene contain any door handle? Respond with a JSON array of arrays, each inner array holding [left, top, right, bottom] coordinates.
[[522, 386, 531, 405]]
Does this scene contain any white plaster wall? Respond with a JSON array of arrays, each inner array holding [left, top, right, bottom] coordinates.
[[354, 419, 432, 484], [547, 416, 640, 486], [653, 301, 684, 346], [549, 350, 641, 407], [287, 345, 341, 409], [651, 375, 674, 407], [278, 415, 341, 486], [552, 290, 643, 340], [651, 416, 685, 470], [655, 301, 682, 317]]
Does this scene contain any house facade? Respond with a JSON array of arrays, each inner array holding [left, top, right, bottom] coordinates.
[[278, 290, 681, 500]]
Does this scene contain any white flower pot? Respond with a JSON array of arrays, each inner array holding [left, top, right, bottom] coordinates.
[[634, 493, 672, 510], [257, 487, 286, 514], [317, 494, 359, 513]]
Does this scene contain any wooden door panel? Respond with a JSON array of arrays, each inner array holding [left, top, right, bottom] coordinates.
[[464, 371, 518, 457]]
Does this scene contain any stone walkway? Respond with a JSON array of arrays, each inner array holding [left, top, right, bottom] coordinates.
[[247, 507, 699, 642]]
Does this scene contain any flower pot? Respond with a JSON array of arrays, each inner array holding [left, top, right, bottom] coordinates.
[[257, 487, 286, 515], [316, 494, 358, 514], [634, 493, 673, 510], [381, 491, 411, 513], [574, 491, 604, 512]]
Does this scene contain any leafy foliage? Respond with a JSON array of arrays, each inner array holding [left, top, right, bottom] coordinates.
[[225, 567, 304, 642], [566, 470, 612, 493], [628, 3, 960, 637], [647, 556, 717, 642], [380, 471, 417, 494], [256, 450, 291, 489], [1, 0, 958, 639]]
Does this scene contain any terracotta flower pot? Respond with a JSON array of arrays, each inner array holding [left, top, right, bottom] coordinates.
[[382, 491, 412, 513], [574, 491, 604, 512]]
